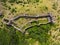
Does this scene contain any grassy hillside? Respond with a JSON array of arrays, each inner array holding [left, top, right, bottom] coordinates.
[[0, 0, 60, 45]]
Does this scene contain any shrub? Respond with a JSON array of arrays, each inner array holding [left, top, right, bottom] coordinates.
[[52, 2, 58, 10], [25, 23, 53, 45]]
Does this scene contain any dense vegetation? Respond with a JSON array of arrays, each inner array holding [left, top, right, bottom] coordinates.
[[25, 23, 53, 45], [0, 22, 54, 45]]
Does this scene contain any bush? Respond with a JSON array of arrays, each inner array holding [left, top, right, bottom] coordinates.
[[0, 0, 7, 3], [52, 2, 58, 10]]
